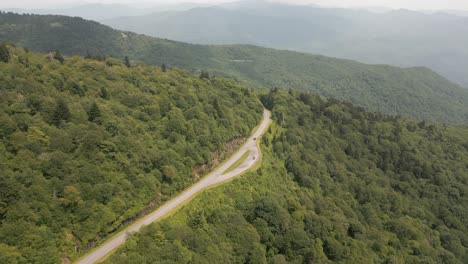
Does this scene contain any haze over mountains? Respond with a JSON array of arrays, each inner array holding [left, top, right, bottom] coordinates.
[[1, 12, 468, 123], [2, 43, 467, 264], [1, 2, 468, 263], [97, 0, 468, 88], [4, 1, 468, 87], [1, 2, 209, 21]]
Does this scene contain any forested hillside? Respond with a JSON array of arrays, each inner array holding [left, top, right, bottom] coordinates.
[[1, 12, 468, 123], [101, 2, 468, 88], [106, 90, 468, 263], [0, 46, 263, 263]]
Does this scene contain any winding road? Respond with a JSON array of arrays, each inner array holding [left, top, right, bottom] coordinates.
[[76, 109, 271, 264]]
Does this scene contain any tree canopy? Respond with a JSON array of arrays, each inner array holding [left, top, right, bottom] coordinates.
[[106, 90, 468, 263], [1, 13, 468, 123], [0, 47, 263, 263], [0, 43, 10, 63]]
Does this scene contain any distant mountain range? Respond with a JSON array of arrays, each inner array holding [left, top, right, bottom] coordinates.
[[427, 9, 468, 17], [0, 2, 209, 21], [96, 1, 468, 88], [1, 12, 468, 123], [1, 3, 468, 264]]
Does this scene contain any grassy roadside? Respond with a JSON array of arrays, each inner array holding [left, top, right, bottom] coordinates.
[[222, 150, 250, 174], [205, 117, 272, 190], [102, 118, 276, 263], [148, 117, 272, 228], [75, 111, 270, 264]]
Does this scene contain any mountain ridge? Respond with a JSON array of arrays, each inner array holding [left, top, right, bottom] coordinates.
[[101, 2, 468, 88], [1, 12, 468, 124]]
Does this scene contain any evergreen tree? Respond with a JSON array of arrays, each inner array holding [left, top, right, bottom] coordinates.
[[200, 70, 210, 79], [85, 51, 105, 61], [88, 102, 101, 122], [213, 98, 225, 119], [100, 87, 110, 100], [69, 83, 85, 97], [53, 50, 64, 64], [0, 43, 10, 63], [124, 56, 131, 67], [51, 99, 71, 126]]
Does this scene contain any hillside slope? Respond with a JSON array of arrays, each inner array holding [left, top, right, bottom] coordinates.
[[101, 1, 468, 88], [2, 4, 149, 21], [0, 46, 263, 263], [1, 12, 468, 123], [106, 90, 468, 263]]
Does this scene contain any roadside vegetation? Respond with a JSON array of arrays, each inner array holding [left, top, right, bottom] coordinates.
[[223, 150, 250, 174], [106, 90, 468, 263], [0, 46, 263, 263]]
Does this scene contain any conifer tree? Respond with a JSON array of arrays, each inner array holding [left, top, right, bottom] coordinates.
[[51, 99, 71, 126], [124, 56, 131, 67], [213, 98, 225, 118], [53, 50, 64, 64], [88, 102, 101, 122], [0, 43, 10, 63], [200, 70, 210, 79], [100, 87, 110, 100]]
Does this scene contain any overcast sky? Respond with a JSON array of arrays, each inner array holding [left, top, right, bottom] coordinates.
[[1, 0, 468, 10]]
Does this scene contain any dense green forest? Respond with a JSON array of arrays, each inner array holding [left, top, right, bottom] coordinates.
[[106, 90, 468, 263], [0, 46, 263, 263], [1, 12, 468, 123], [1, 14, 468, 263]]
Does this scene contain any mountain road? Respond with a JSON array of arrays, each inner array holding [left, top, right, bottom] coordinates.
[[76, 109, 271, 263]]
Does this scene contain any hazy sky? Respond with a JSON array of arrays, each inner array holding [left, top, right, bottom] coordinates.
[[1, 0, 468, 10]]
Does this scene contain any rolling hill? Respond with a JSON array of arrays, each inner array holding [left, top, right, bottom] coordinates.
[[1, 12, 468, 124], [2, 4, 148, 21], [0, 2, 208, 21], [101, 1, 468, 88]]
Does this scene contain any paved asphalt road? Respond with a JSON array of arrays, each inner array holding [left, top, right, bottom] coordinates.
[[76, 109, 271, 264]]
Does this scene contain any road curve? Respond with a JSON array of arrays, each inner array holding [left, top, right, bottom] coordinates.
[[76, 109, 271, 264]]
